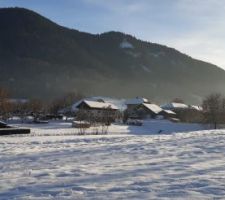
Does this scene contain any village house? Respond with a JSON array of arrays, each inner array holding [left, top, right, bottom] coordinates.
[[125, 97, 173, 119], [72, 99, 119, 123], [126, 97, 150, 110], [161, 102, 189, 111], [158, 109, 176, 119], [125, 97, 178, 120], [161, 102, 203, 122], [134, 103, 164, 119], [125, 97, 150, 118]]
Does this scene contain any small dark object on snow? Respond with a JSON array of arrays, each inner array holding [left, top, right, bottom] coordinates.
[[0, 128, 30, 135], [0, 121, 30, 135], [0, 121, 11, 128]]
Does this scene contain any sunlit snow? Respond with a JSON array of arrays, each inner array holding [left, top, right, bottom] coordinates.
[[0, 121, 224, 199]]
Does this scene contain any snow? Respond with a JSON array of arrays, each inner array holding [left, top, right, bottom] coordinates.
[[191, 105, 203, 111], [89, 96, 126, 110], [120, 39, 134, 49], [142, 103, 163, 114], [161, 102, 189, 110], [72, 100, 118, 111], [4, 119, 208, 136], [163, 109, 176, 115], [1, 122, 225, 199], [83, 100, 118, 110]]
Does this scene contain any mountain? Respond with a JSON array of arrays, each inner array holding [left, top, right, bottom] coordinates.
[[0, 7, 225, 104]]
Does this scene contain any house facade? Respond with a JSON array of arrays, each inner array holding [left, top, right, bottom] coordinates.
[[125, 97, 170, 119], [125, 97, 179, 120], [73, 99, 119, 123]]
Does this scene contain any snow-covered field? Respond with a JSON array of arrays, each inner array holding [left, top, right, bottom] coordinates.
[[7, 119, 209, 136], [1, 121, 225, 199]]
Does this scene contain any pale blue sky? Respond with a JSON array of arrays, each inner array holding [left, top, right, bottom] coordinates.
[[1, 0, 225, 69]]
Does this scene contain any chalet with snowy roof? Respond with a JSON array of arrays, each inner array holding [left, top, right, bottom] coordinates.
[[159, 109, 176, 119], [161, 102, 189, 111], [75, 100, 118, 111], [135, 103, 164, 119], [125, 97, 169, 119], [72, 99, 119, 123], [126, 97, 150, 110]]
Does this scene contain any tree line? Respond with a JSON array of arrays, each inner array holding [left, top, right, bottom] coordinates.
[[1, 86, 225, 129], [0, 87, 84, 121]]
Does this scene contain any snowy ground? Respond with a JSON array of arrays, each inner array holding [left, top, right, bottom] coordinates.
[[7, 119, 209, 136], [1, 121, 225, 199]]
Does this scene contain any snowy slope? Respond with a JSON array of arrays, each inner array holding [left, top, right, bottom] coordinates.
[[1, 128, 225, 199]]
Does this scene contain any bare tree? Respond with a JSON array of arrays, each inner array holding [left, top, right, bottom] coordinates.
[[16, 102, 30, 123], [75, 109, 90, 135], [27, 99, 45, 121], [202, 93, 224, 129], [0, 87, 12, 121], [49, 91, 84, 115], [123, 109, 129, 124]]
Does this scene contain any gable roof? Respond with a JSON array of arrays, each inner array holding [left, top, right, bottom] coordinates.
[[161, 102, 188, 110], [142, 103, 163, 114], [162, 109, 176, 115], [74, 100, 118, 110]]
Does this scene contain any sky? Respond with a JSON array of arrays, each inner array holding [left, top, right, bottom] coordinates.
[[0, 0, 225, 69]]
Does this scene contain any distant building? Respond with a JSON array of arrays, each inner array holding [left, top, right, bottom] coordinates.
[[134, 103, 163, 119], [161, 102, 189, 111], [125, 97, 169, 119], [72, 99, 119, 123], [126, 97, 150, 111], [75, 100, 118, 111], [159, 109, 176, 119]]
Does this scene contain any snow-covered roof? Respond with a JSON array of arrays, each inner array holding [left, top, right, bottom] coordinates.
[[89, 96, 126, 110], [163, 110, 176, 115], [161, 102, 188, 110], [74, 100, 118, 110], [142, 103, 163, 114], [126, 97, 149, 105], [190, 105, 203, 111]]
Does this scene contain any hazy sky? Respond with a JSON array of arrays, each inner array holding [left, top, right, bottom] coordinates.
[[1, 0, 225, 69]]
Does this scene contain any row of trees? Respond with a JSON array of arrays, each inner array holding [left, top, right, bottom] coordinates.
[[202, 93, 225, 129], [76, 106, 118, 135], [0, 87, 84, 121], [0, 87, 11, 120], [172, 94, 225, 129]]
